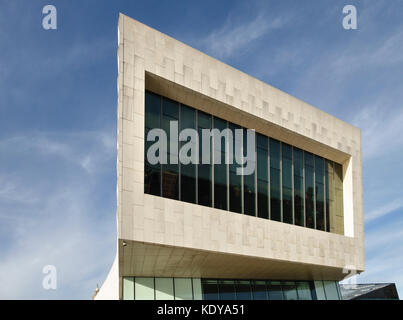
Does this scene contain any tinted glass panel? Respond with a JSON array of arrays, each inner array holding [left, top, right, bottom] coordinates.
[[293, 148, 304, 226], [213, 117, 228, 210], [251, 281, 268, 300], [218, 280, 236, 300], [243, 129, 256, 216], [305, 152, 315, 229], [282, 143, 293, 224], [202, 280, 219, 300], [297, 282, 312, 300], [257, 134, 268, 219], [267, 281, 283, 300], [162, 97, 179, 200], [229, 123, 242, 213], [198, 111, 212, 207], [145, 91, 161, 196], [235, 281, 252, 300], [315, 156, 325, 231], [270, 139, 281, 221], [180, 105, 196, 204], [282, 281, 298, 300]]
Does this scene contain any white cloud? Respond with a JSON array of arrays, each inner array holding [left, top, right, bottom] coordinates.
[[365, 199, 403, 223], [352, 101, 403, 160], [0, 130, 115, 174], [201, 14, 287, 59]]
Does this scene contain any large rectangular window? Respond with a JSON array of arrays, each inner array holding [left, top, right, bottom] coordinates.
[[282, 143, 293, 224], [126, 277, 321, 300], [213, 117, 228, 211], [161, 97, 179, 200], [198, 111, 212, 207], [270, 139, 281, 222], [229, 123, 242, 214], [315, 156, 325, 231], [180, 105, 197, 204], [305, 152, 315, 229], [144, 91, 161, 196], [257, 134, 269, 219], [293, 148, 304, 226], [144, 91, 344, 234]]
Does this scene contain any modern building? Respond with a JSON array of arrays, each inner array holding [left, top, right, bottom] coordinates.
[[94, 14, 364, 300]]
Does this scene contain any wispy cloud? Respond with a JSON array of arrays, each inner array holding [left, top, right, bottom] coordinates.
[[352, 101, 403, 160], [0, 129, 116, 299], [201, 14, 288, 59], [365, 199, 403, 223], [0, 130, 115, 174]]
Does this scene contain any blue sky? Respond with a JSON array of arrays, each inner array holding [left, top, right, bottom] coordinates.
[[0, 0, 402, 299]]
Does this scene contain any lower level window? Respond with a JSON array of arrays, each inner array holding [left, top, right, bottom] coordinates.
[[123, 277, 341, 300]]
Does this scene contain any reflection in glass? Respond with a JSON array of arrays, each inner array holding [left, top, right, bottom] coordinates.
[[198, 111, 212, 207], [297, 281, 313, 300], [257, 134, 269, 219], [305, 152, 315, 229], [235, 280, 252, 300], [267, 281, 284, 300], [202, 279, 219, 300], [294, 148, 304, 226], [144, 91, 161, 196], [270, 139, 281, 221], [243, 128, 256, 216], [229, 123, 242, 213], [180, 105, 196, 204], [282, 143, 293, 224], [218, 280, 236, 300], [315, 156, 325, 231], [213, 117, 228, 211], [282, 281, 298, 300], [162, 97, 179, 200], [251, 281, 268, 300]]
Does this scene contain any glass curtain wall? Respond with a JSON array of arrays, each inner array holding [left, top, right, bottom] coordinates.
[[144, 91, 344, 234], [201, 279, 324, 300]]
